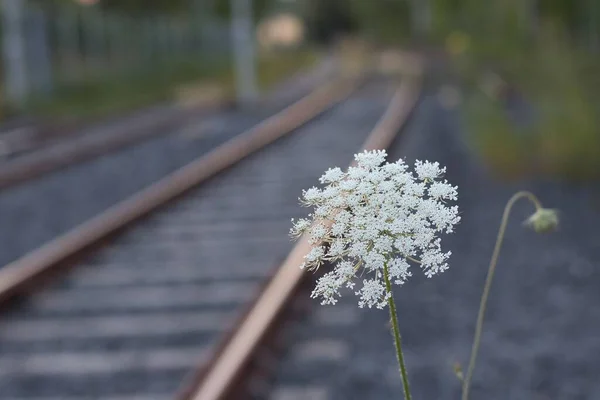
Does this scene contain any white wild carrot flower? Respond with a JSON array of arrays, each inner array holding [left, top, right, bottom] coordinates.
[[290, 149, 460, 309]]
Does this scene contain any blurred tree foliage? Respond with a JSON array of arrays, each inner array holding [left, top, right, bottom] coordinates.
[[94, 0, 278, 18], [346, 0, 410, 44], [40, 0, 191, 14], [303, 0, 358, 44], [98, 0, 191, 14], [447, 0, 600, 180], [213, 0, 273, 20]]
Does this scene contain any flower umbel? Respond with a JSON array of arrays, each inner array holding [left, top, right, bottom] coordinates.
[[290, 149, 460, 309]]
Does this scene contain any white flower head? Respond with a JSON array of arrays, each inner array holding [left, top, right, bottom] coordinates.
[[290, 150, 460, 309]]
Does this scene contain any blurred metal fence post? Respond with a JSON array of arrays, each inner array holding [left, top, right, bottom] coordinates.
[[106, 15, 122, 68], [231, 0, 258, 105], [112, 15, 125, 71], [25, 1, 53, 96], [1, 0, 29, 108], [167, 18, 176, 56], [588, 0, 599, 52], [410, 0, 431, 39], [56, 6, 80, 81], [159, 17, 170, 59], [142, 17, 156, 65], [82, 7, 104, 77]]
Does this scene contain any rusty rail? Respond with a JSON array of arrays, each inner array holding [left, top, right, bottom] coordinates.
[[0, 77, 361, 306], [181, 73, 422, 400], [0, 101, 233, 190]]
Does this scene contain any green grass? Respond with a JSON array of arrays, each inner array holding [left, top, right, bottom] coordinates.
[[26, 49, 318, 120]]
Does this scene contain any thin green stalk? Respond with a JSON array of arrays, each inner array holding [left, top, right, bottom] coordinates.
[[383, 262, 412, 400], [461, 191, 542, 400]]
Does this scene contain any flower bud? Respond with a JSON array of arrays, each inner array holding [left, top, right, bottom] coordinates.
[[453, 361, 464, 382], [524, 208, 559, 233]]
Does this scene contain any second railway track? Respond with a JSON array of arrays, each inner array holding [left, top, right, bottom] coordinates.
[[0, 72, 420, 399]]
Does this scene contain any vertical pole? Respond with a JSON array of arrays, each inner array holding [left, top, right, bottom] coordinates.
[[104, 13, 111, 68], [97, 10, 107, 71], [410, 0, 431, 40], [589, 0, 598, 52], [193, 0, 204, 53], [57, 6, 79, 81], [113, 16, 125, 72], [168, 18, 177, 56], [156, 17, 166, 64], [198, 0, 214, 61], [157, 17, 170, 69], [26, 2, 53, 96], [1, 0, 28, 108], [106, 15, 120, 69], [231, 0, 258, 105], [143, 17, 154, 64], [82, 8, 103, 77], [109, 15, 127, 74]]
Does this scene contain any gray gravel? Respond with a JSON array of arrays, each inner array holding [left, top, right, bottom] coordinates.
[[271, 93, 600, 400]]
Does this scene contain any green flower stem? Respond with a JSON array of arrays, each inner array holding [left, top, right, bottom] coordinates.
[[383, 262, 412, 400], [461, 191, 543, 400]]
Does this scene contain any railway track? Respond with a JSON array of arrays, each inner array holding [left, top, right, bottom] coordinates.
[[0, 58, 334, 191], [0, 69, 421, 399]]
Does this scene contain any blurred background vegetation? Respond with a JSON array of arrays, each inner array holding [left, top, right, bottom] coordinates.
[[433, 0, 600, 181], [1, 0, 598, 180], [0, 0, 320, 119]]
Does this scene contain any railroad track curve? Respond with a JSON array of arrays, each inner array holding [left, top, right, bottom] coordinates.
[[0, 67, 421, 399]]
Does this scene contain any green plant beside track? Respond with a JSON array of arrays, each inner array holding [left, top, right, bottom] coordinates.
[[459, 28, 600, 181]]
